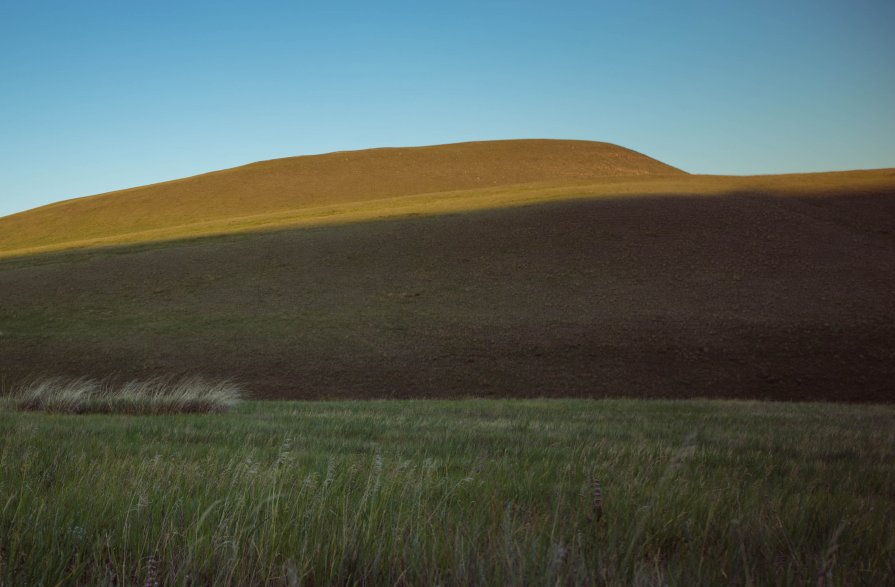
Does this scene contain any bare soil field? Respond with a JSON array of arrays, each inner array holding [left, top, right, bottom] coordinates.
[[2, 162, 894, 401]]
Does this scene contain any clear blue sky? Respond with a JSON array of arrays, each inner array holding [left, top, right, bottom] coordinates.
[[2, 0, 894, 217]]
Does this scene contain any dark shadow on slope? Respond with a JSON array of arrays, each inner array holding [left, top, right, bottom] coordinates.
[[1, 189, 894, 402]]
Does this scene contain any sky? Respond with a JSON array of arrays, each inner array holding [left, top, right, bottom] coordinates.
[[1, 0, 894, 217]]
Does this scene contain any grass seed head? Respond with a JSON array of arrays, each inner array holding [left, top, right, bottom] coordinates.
[[592, 478, 603, 520]]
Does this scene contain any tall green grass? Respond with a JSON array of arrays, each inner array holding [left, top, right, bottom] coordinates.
[[0, 399, 892, 585]]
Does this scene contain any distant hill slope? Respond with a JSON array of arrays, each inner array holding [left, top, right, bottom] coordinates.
[[0, 139, 683, 256], [2, 140, 894, 402], [1, 167, 894, 402]]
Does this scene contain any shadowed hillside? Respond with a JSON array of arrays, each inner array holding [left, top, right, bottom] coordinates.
[[1, 164, 894, 402], [0, 140, 683, 256]]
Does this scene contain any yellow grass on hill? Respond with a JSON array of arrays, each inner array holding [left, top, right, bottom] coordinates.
[[0, 139, 684, 257], [2, 139, 893, 260]]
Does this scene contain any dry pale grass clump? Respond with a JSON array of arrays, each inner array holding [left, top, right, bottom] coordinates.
[[12, 375, 244, 414]]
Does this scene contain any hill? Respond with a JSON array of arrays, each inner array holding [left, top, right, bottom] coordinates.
[[1, 157, 894, 402], [0, 139, 683, 257]]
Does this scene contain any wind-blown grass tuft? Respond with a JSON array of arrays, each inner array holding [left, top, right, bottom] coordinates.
[[11, 376, 244, 414]]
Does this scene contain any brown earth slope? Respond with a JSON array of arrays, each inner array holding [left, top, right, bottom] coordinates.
[[0, 140, 683, 256], [1, 164, 894, 402]]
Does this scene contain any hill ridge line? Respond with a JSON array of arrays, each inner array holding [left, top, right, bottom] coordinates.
[[0, 139, 685, 255]]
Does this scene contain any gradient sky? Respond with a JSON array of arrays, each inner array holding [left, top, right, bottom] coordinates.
[[1, 0, 894, 217]]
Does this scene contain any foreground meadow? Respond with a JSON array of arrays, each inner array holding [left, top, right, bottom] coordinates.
[[0, 399, 893, 586]]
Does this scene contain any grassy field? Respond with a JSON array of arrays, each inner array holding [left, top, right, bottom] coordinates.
[[1, 399, 893, 585]]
